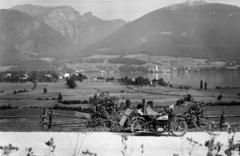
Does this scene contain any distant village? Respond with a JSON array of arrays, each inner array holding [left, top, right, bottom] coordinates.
[[0, 56, 239, 84]]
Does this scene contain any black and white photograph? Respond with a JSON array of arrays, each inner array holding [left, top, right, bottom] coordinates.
[[0, 0, 240, 155]]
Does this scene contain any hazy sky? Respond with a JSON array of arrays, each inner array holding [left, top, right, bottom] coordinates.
[[1, 0, 240, 21]]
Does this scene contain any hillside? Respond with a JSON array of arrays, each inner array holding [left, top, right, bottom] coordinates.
[[0, 9, 72, 65], [13, 4, 125, 49], [84, 1, 240, 60], [0, 5, 125, 66]]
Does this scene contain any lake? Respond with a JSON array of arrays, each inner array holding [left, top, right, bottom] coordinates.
[[89, 70, 240, 89]]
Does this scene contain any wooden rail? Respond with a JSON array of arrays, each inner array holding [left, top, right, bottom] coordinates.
[[0, 106, 240, 130], [0, 121, 40, 123], [53, 113, 85, 119], [0, 116, 40, 118], [40, 108, 87, 129], [207, 115, 240, 118], [0, 108, 87, 130]]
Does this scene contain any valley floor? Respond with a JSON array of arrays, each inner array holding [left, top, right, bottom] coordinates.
[[0, 80, 239, 131]]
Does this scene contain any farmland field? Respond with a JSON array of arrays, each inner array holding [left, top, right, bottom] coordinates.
[[0, 79, 240, 131]]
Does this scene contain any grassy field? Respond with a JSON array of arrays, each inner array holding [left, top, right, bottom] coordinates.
[[0, 79, 239, 109], [0, 79, 239, 131]]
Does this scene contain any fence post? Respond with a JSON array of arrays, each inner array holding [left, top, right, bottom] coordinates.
[[142, 99, 146, 115], [41, 108, 48, 130], [219, 111, 225, 131], [48, 109, 54, 129]]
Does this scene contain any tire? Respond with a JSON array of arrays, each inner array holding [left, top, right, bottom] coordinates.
[[170, 118, 188, 136], [130, 117, 149, 133]]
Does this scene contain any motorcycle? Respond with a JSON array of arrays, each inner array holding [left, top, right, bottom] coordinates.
[[128, 104, 188, 136]]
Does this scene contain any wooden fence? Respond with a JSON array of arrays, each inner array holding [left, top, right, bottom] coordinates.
[[40, 108, 87, 129], [0, 108, 87, 130], [0, 107, 240, 131]]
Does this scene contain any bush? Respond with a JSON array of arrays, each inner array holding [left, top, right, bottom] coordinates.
[[206, 101, 240, 106], [87, 92, 120, 129], [43, 88, 47, 94], [124, 99, 131, 109], [66, 78, 77, 89], [0, 105, 18, 110], [82, 100, 89, 104], [183, 103, 206, 128], [57, 93, 63, 101], [58, 100, 90, 104]]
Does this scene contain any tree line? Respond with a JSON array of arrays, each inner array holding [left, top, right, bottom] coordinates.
[[65, 73, 88, 89], [0, 70, 59, 83], [118, 76, 168, 86]]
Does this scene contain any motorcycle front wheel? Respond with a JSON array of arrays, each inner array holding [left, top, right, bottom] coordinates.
[[170, 118, 188, 136]]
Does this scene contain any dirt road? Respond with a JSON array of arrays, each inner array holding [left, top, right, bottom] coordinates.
[[0, 132, 239, 156]]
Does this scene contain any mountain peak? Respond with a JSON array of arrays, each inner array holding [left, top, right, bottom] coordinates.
[[13, 4, 51, 16], [83, 11, 95, 18], [84, 11, 93, 16], [85, 1, 240, 60], [52, 5, 79, 14], [1, 6, 126, 61], [186, 0, 207, 6], [13, 4, 79, 16]]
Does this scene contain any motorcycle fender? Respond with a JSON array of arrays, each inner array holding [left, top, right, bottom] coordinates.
[[175, 116, 186, 121]]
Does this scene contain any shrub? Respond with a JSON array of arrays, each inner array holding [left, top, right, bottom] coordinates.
[[82, 100, 89, 104], [183, 103, 206, 128], [66, 78, 77, 89], [124, 99, 131, 109], [43, 88, 47, 94], [58, 100, 90, 104], [87, 92, 120, 130], [57, 93, 63, 101], [0, 105, 18, 110]]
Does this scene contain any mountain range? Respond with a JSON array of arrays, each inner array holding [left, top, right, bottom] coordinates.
[[1, 1, 240, 66], [84, 1, 240, 60], [0, 4, 125, 65]]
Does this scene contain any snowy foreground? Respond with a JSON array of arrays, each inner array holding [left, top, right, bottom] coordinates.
[[0, 132, 240, 156]]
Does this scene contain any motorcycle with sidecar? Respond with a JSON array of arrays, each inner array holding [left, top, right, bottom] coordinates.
[[119, 102, 188, 136]]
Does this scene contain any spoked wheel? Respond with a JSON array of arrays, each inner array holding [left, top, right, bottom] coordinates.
[[170, 118, 188, 136], [130, 117, 149, 133]]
